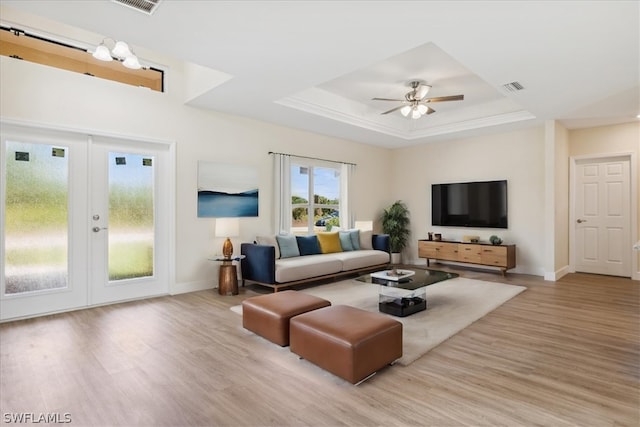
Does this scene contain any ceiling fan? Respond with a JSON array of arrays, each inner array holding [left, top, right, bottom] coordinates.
[[372, 81, 464, 119]]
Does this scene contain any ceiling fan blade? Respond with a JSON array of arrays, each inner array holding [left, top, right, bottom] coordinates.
[[426, 106, 436, 115], [372, 97, 406, 102], [381, 105, 406, 115], [424, 94, 464, 103]]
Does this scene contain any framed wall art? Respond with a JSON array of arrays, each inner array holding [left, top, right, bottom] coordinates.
[[197, 161, 259, 217]]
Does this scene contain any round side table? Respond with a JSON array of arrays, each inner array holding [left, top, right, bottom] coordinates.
[[209, 255, 245, 296]]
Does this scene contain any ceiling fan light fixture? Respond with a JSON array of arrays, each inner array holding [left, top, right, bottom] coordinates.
[[400, 105, 412, 117], [415, 84, 431, 100], [411, 107, 422, 119], [417, 104, 429, 115]]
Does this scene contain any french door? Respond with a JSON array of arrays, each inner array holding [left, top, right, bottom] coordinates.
[[1, 123, 172, 320]]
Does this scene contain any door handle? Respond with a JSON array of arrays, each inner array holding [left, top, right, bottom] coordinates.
[[92, 226, 108, 232], [576, 219, 587, 224]]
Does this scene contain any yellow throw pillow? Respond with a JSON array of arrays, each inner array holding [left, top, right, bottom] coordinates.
[[316, 232, 342, 253]]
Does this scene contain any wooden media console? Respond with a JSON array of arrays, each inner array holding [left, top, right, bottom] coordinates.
[[418, 240, 516, 276]]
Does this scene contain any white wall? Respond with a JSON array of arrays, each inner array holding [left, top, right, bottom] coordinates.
[[0, 17, 391, 293], [3, 7, 637, 290], [390, 126, 546, 275]]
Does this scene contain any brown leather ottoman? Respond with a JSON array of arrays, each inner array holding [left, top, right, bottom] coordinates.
[[289, 305, 403, 384], [242, 290, 331, 346]]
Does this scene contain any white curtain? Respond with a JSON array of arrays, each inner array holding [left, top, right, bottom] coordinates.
[[273, 153, 291, 234], [340, 162, 355, 229]]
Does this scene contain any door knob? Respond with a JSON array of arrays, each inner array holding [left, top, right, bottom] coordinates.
[[92, 226, 108, 232], [576, 219, 587, 224]]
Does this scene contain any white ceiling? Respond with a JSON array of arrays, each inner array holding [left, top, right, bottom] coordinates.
[[3, 1, 639, 148]]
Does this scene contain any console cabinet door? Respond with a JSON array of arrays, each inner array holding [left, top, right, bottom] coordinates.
[[437, 243, 459, 261], [480, 246, 508, 267], [418, 241, 438, 258], [459, 244, 482, 263]]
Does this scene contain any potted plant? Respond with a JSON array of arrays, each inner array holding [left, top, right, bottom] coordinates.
[[381, 200, 411, 264]]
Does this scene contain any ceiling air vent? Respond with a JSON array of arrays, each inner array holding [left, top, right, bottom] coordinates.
[[501, 81, 525, 92], [111, 0, 161, 15]]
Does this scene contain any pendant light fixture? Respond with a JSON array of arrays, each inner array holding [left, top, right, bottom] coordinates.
[[92, 38, 142, 70]]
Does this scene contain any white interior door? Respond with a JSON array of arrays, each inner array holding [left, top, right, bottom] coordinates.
[[573, 156, 631, 277], [89, 136, 170, 305]]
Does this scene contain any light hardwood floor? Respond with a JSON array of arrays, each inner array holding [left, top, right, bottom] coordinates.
[[1, 267, 638, 426]]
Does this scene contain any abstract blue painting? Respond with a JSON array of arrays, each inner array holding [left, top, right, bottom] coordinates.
[[197, 161, 259, 217]]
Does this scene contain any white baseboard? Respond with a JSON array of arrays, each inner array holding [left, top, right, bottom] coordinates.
[[170, 279, 214, 295], [544, 265, 570, 281]]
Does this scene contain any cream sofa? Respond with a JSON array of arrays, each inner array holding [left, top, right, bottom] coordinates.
[[240, 230, 390, 292]]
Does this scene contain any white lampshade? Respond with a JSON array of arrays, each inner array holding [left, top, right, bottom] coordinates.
[[92, 44, 113, 61], [354, 220, 373, 231], [417, 104, 429, 115], [411, 107, 422, 119], [122, 55, 142, 70], [400, 105, 412, 117], [112, 41, 133, 58], [215, 218, 240, 238]]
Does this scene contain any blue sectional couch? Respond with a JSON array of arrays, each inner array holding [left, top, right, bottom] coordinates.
[[241, 230, 390, 292]]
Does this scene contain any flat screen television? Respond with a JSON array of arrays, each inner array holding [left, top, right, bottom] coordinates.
[[432, 180, 508, 229]]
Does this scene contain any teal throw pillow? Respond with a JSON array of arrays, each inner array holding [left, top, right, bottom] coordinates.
[[339, 231, 354, 251], [276, 234, 300, 258], [349, 229, 361, 250], [296, 235, 321, 256]]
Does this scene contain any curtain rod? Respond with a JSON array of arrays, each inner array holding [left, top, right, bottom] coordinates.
[[268, 151, 356, 166]]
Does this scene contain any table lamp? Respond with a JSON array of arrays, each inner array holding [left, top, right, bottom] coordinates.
[[215, 218, 240, 259], [354, 220, 373, 231]]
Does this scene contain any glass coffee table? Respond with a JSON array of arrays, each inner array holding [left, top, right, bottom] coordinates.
[[356, 268, 458, 317]]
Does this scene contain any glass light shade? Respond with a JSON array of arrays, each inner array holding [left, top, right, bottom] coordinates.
[[414, 84, 431, 100], [417, 104, 429, 115], [122, 55, 142, 70], [92, 44, 113, 61], [400, 105, 412, 117], [411, 107, 422, 119], [112, 41, 133, 58]]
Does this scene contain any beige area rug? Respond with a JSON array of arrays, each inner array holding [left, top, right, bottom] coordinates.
[[231, 277, 526, 366]]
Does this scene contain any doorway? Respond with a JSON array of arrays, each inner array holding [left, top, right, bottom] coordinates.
[[1, 122, 174, 320], [570, 154, 635, 278]]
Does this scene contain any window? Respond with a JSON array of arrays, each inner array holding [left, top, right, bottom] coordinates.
[[0, 26, 164, 92], [273, 154, 354, 235], [291, 163, 341, 234]]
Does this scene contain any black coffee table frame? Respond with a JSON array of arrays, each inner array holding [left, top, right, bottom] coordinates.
[[356, 268, 458, 317]]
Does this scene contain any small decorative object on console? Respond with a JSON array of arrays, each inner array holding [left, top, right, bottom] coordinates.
[[463, 235, 480, 243], [489, 235, 503, 245]]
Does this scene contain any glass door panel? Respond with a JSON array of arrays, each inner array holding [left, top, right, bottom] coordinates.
[[108, 152, 155, 281], [4, 141, 69, 294]]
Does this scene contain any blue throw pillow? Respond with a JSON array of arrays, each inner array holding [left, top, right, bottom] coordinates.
[[296, 235, 322, 256], [349, 229, 361, 250], [339, 231, 354, 251], [276, 234, 300, 258]]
